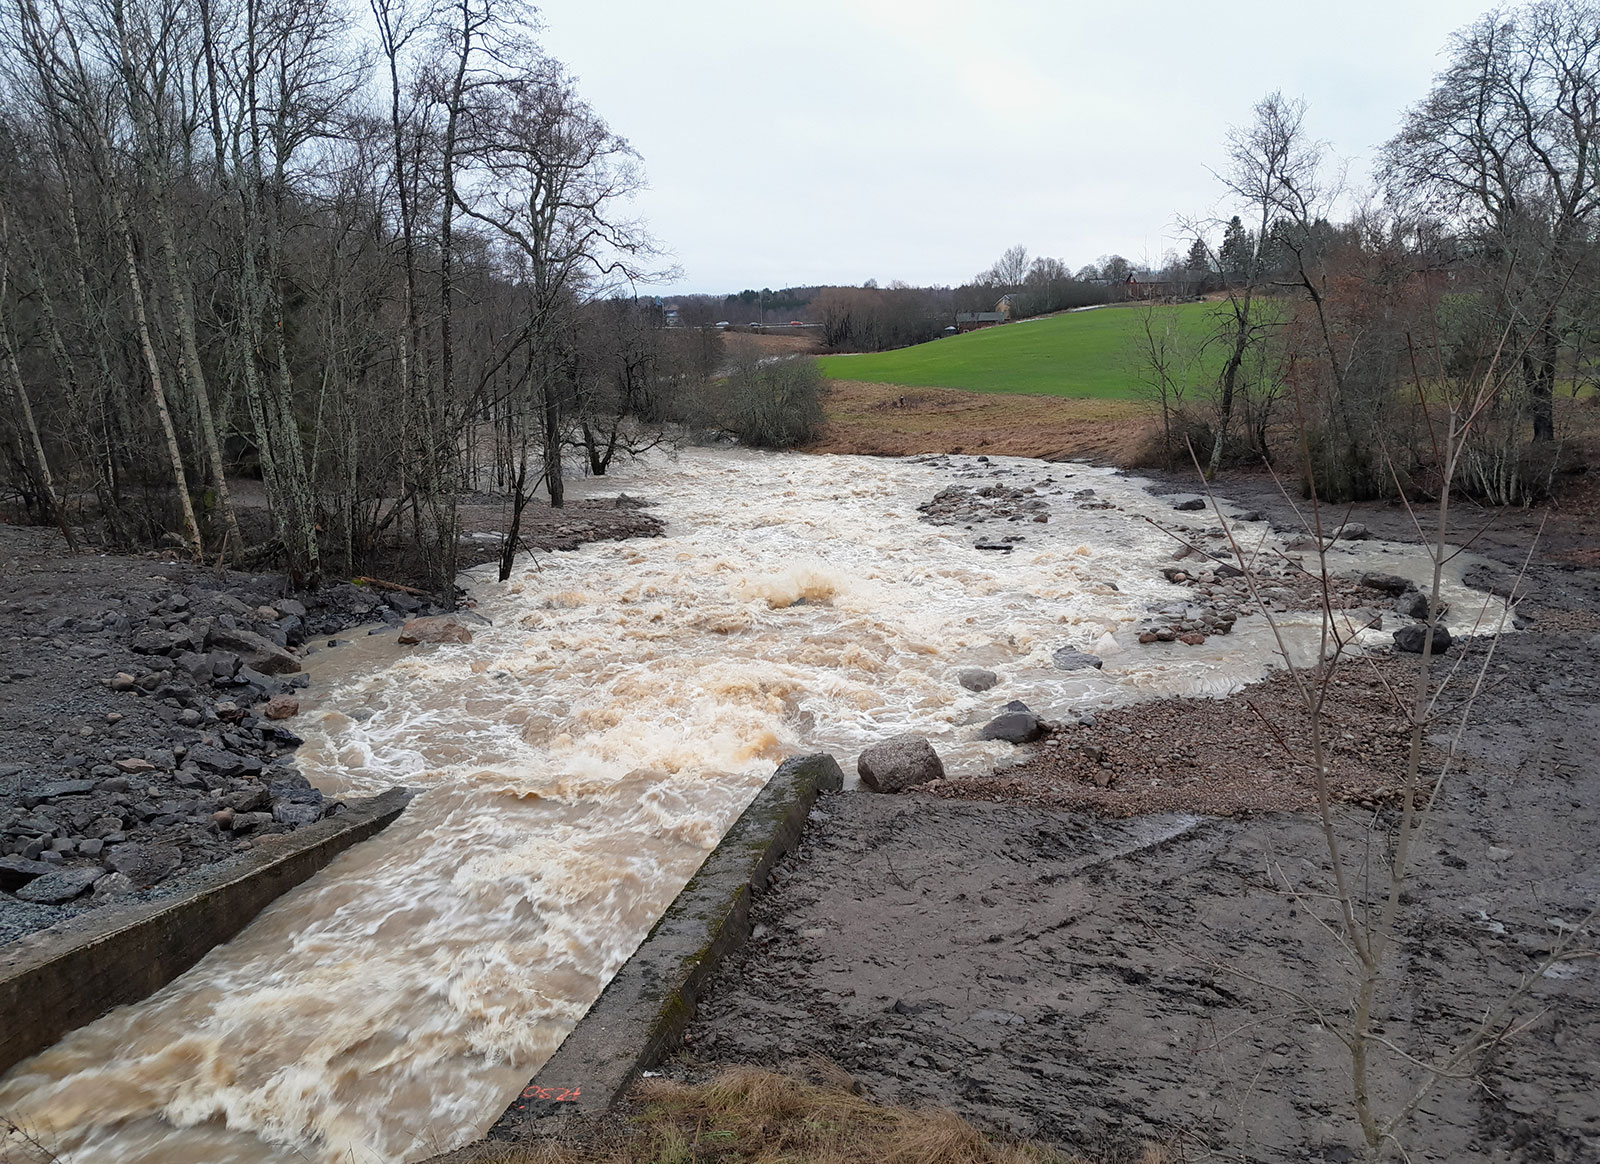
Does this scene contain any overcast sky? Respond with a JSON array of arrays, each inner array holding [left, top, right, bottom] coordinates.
[[533, 0, 1489, 295]]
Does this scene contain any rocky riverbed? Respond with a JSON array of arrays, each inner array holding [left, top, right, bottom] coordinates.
[[668, 470, 1600, 1163]]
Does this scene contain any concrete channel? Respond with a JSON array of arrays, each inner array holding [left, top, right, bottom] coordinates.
[[426, 752, 845, 1162], [0, 786, 413, 1076]]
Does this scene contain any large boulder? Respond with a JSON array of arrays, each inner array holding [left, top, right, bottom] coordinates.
[[857, 735, 945, 793], [1394, 624, 1453, 654], [398, 615, 474, 645], [205, 625, 302, 675]]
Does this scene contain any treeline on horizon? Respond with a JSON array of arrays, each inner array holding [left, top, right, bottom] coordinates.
[[1, 0, 1597, 593]]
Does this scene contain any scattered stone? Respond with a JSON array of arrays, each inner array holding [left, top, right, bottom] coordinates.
[[271, 801, 323, 827], [114, 757, 155, 774], [109, 672, 137, 692], [397, 615, 475, 645], [1487, 846, 1515, 863], [1334, 522, 1370, 541], [188, 745, 260, 777], [92, 872, 134, 898], [1179, 632, 1207, 646], [973, 540, 1015, 553], [957, 668, 999, 692], [857, 735, 946, 793], [36, 778, 96, 799], [1172, 496, 1207, 512]]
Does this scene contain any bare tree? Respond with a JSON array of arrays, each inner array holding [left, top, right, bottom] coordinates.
[[1383, 0, 1600, 445]]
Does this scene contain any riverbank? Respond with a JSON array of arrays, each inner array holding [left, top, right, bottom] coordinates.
[[0, 496, 663, 946], [663, 470, 1600, 1162], [807, 380, 1150, 464]]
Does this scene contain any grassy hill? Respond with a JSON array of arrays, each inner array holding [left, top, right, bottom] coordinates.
[[816, 301, 1220, 399]]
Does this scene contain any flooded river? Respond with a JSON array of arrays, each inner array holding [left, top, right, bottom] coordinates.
[[0, 449, 1495, 1163]]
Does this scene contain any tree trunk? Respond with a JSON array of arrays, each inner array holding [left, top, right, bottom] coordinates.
[[114, 196, 203, 552]]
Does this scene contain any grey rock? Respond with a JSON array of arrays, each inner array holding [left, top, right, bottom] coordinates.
[[1360, 572, 1415, 596], [188, 746, 262, 778], [104, 841, 182, 887], [1394, 592, 1449, 622], [1393, 624, 1453, 654], [1052, 647, 1104, 671], [222, 785, 271, 813], [957, 668, 999, 692], [271, 801, 322, 827], [0, 855, 57, 891], [92, 871, 134, 898], [979, 711, 1045, 745], [1334, 522, 1370, 541], [1172, 496, 1207, 511], [36, 779, 96, 799], [857, 735, 946, 793], [204, 625, 302, 675], [14, 865, 102, 904]]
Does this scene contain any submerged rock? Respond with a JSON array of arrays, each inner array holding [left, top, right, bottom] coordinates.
[[957, 668, 999, 692], [1052, 647, 1103, 672], [398, 615, 475, 645]]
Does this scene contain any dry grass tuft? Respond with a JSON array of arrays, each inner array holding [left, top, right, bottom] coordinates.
[[469, 1065, 1084, 1164]]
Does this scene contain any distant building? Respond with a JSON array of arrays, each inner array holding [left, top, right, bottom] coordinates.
[[955, 311, 1006, 332]]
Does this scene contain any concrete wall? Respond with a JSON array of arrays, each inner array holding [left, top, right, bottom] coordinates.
[[424, 752, 844, 1162], [0, 787, 412, 1075]]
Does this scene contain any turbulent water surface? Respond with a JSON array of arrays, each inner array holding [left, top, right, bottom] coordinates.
[[0, 449, 1498, 1164]]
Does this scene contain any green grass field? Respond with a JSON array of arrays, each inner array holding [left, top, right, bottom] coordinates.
[[816, 301, 1222, 399]]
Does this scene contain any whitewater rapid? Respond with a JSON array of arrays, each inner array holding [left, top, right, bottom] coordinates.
[[0, 448, 1498, 1164]]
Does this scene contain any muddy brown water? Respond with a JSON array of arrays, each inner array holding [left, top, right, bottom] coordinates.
[[0, 449, 1508, 1163]]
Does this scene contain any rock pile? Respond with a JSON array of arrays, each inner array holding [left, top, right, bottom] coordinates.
[[1, 573, 445, 928], [918, 483, 1052, 527]]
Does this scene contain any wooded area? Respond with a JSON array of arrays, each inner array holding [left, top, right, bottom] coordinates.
[[0, 0, 757, 596]]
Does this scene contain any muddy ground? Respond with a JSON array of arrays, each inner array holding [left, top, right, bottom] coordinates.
[[808, 380, 1151, 464], [675, 478, 1600, 1163]]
